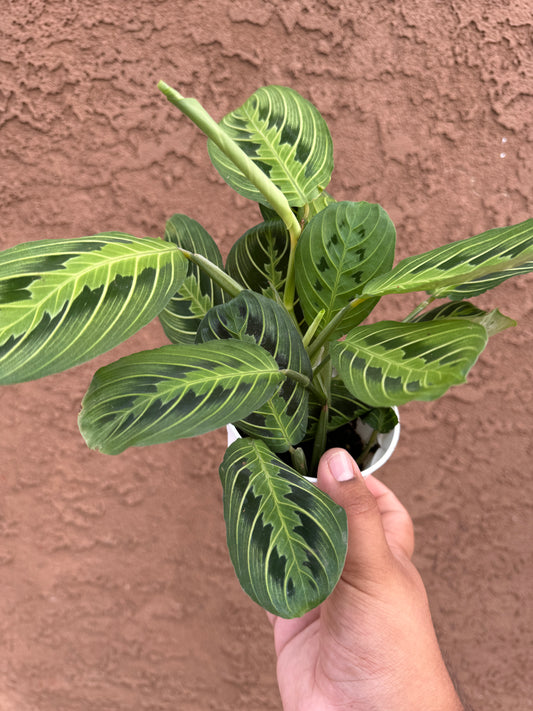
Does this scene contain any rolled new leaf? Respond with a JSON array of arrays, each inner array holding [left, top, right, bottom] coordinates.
[[159, 214, 225, 344], [295, 201, 396, 338], [362, 218, 533, 299], [79, 340, 285, 455], [0, 233, 186, 385], [208, 85, 334, 207], [197, 291, 311, 451], [220, 437, 347, 618], [331, 319, 488, 407]]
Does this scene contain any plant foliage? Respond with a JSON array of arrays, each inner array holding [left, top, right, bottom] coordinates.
[[1, 81, 531, 617]]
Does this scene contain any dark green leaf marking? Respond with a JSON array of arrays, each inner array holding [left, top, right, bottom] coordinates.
[[331, 319, 488, 407], [208, 85, 334, 207], [0, 234, 187, 384], [79, 339, 285, 454], [226, 219, 290, 295], [158, 214, 225, 344], [220, 438, 347, 618], [363, 218, 533, 299], [197, 291, 311, 451], [295, 201, 396, 338], [415, 301, 516, 336]]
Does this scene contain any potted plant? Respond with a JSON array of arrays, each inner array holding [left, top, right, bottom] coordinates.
[[1, 81, 531, 619]]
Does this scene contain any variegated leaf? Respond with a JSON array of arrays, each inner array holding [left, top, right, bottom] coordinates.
[[360, 407, 398, 433], [295, 202, 396, 338], [78, 340, 284, 455], [362, 218, 533, 299], [331, 319, 488, 407], [307, 379, 373, 438], [208, 86, 334, 207], [415, 301, 516, 336], [158, 214, 224, 344], [225, 220, 290, 295], [197, 291, 311, 451], [0, 233, 186, 385], [305, 190, 336, 222], [220, 437, 347, 618]]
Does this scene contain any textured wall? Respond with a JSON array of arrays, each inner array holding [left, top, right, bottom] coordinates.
[[1, 1, 532, 709]]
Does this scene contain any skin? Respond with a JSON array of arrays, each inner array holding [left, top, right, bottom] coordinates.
[[268, 448, 465, 711]]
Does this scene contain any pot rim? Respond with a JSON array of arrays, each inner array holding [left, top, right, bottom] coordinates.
[[226, 406, 400, 481]]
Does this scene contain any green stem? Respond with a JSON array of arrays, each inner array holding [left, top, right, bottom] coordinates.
[[281, 369, 325, 403], [403, 295, 436, 322], [307, 296, 368, 359], [356, 430, 378, 469], [158, 80, 301, 245], [179, 249, 243, 297], [310, 404, 329, 477], [282, 230, 300, 318], [312, 354, 331, 379]]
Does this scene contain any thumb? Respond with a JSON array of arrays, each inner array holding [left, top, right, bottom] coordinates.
[[317, 448, 394, 589]]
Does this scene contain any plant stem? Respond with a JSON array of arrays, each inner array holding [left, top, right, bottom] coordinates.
[[179, 249, 243, 297], [158, 81, 301, 250], [356, 429, 378, 469], [281, 369, 325, 403], [282, 232, 300, 318], [312, 353, 331, 379], [403, 295, 436, 322], [307, 296, 368, 359], [310, 404, 329, 477]]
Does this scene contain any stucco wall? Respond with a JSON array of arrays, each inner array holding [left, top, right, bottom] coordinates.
[[0, 1, 532, 709]]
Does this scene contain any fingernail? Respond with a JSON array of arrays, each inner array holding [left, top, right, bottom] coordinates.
[[328, 451, 356, 481]]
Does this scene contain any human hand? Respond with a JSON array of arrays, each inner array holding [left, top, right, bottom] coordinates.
[[269, 448, 464, 711]]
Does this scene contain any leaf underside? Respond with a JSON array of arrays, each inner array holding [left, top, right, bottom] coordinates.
[[78, 340, 284, 455], [331, 319, 488, 407], [220, 437, 347, 618], [0, 233, 186, 385], [208, 85, 334, 207]]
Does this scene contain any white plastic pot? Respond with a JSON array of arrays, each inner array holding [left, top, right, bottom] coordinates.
[[226, 407, 400, 481]]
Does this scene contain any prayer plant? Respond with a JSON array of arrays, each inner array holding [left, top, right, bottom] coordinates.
[[1, 82, 532, 618]]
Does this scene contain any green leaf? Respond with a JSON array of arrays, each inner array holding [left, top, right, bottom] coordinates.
[[225, 220, 290, 295], [78, 340, 285, 455], [331, 319, 488, 407], [259, 202, 279, 222], [208, 85, 334, 207], [360, 407, 398, 433], [305, 191, 336, 221], [307, 379, 372, 438], [0, 233, 186, 385], [197, 291, 311, 451], [415, 301, 516, 336], [295, 202, 396, 338], [158, 214, 225, 344], [219, 437, 347, 618], [362, 218, 533, 299]]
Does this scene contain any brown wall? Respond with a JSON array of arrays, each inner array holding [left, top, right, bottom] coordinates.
[[1, 2, 532, 709]]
